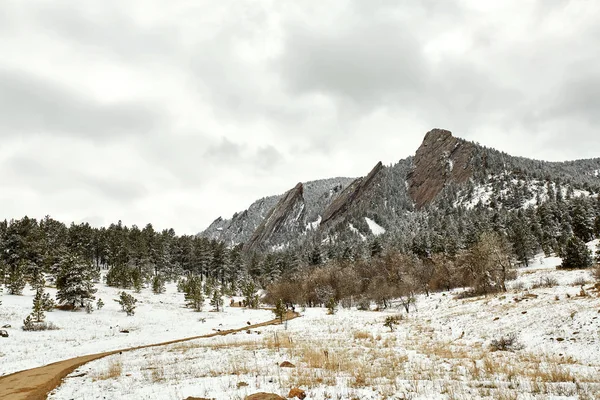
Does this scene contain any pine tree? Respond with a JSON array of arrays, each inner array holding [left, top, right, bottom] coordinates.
[[117, 291, 137, 316], [210, 289, 223, 312], [27, 262, 45, 291], [241, 280, 259, 308], [186, 286, 204, 312], [326, 297, 337, 315], [571, 199, 594, 242], [41, 291, 55, 312], [273, 299, 286, 323], [561, 236, 593, 269], [7, 262, 26, 295], [31, 289, 46, 323], [56, 254, 97, 309], [370, 237, 384, 258], [151, 274, 166, 294], [183, 275, 204, 311]]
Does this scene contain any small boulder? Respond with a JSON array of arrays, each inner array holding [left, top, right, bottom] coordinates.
[[237, 381, 249, 388], [279, 361, 296, 368], [2, 324, 11, 328], [184, 397, 214, 400], [287, 388, 306, 399], [245, 393, 285, 400], [0, 330, 8, 338]]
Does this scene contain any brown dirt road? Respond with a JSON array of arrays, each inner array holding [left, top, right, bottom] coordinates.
[[0, 311, 299, 400]]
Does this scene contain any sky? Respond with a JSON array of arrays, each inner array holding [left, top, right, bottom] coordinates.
[[1, 0, 599, 235]]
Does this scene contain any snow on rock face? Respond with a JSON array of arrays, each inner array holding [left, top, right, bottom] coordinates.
[[306, 215, 321, 231], [364, 217, 385, 236]]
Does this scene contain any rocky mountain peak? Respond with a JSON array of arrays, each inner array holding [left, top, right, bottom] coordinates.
[[320, 161, 384, 229], [244, 182, 305, 251], [408, 128, 475, 209]]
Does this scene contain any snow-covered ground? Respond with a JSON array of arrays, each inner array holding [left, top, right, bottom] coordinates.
[[0, 281, 272, 375], [48, 244, 600, 400]]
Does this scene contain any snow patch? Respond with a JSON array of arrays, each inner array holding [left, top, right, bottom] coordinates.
[[348, 223, 366, 241], [365, 217, 386, 236], [307, 215, 321, 231]]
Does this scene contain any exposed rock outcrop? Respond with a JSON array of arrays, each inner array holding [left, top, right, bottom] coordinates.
[[408, 129, 475, 209], [245, 393, 285, 400], [287, 388, 306, 399], [244, 183, 305, 251], [199, 177, 354, 248], [320, 161, 384, 229]]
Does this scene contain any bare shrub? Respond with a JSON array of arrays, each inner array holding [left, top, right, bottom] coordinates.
[[356, 297, 371, 311], [531, 276, 558, 289], [22, 315, 59, 331], [457, 232, 515, 295], [571, 276, 589, 287], [383, 315, 402, 332], [489, 333, 523, 352]]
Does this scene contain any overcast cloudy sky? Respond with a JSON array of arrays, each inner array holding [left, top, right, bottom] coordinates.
[[1, 0, 599, 234]]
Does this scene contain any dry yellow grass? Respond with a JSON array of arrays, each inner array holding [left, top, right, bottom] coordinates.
[[92, 359, 122, 381]]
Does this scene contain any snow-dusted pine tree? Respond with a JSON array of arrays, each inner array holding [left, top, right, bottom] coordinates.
[[31, 288, 47, 323], [210, 289, 223, 312], [561, 236, 593, 269], [56, 254, 97, 309]]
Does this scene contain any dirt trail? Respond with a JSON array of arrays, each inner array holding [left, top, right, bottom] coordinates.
[[0, 311, 299, 400]]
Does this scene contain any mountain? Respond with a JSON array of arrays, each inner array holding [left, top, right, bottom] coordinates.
[[199, 129, 600, 252], [201, 177, 355, 249]]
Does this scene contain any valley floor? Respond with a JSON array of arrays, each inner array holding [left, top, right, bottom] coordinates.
[[44, 244, 600, 400]]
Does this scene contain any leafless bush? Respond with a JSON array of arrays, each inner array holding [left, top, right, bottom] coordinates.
[[490, 333, 523, 352], [571, 276, 589, 287], [22, 315, 59, 331], [356, 297, 371, 311], [531, 276, 558, 289]]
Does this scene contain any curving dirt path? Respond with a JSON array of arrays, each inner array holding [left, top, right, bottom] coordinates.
[[0, 311, 299, 400]]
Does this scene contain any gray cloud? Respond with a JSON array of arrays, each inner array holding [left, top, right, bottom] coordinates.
[[3, 153, 147, 202], [543, 71, 600, 125], [0, 69, 164, 140], [40, 6, 179, 62], [279, 21, 427, 105]]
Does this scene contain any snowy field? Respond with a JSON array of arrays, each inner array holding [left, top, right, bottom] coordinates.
[[48, 243, 600, 400], [0, 281, 273, 375]]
